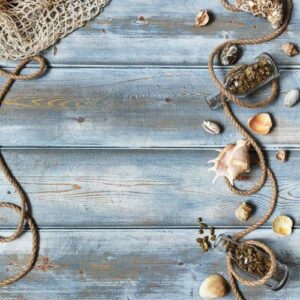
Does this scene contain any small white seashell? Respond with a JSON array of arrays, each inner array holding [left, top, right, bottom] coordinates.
[[202, 121, 221, 135], [199, 274, 228, 299], [276, 150, 288, 162], [272, 215, 293, 237], [284, 89, 300, 107]]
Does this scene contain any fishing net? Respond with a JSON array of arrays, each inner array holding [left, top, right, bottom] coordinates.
[[235, 0, 283, 28], [0, 0, 110, 61]]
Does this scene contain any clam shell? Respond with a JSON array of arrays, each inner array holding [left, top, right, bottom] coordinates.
[[220, 44, 240, 66], [248, 113, 273, 135], [272, 216, 293, 237], [199, 274, 228, 299], [284, 89, 300, 107], [202, 121, 221, 135]]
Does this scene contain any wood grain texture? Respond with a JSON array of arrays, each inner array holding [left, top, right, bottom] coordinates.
[[0, 0, 299, 297], [0, 229, 298, 300], [0, 68, 300, 148], [0, 149, 298, 228], [2, 0, 299, 67]]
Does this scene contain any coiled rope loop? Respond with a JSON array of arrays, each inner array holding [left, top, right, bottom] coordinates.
[[208, 1, 293, 299], [0, 55, 46, 286]]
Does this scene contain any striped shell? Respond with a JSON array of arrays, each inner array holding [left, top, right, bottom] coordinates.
[[202, 121, 221, 135], [272, 216, 293, 237], [199, 274, 228, 299]]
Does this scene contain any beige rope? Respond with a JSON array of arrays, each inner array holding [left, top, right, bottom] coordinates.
[[208, 1, 293, 299], [0, 56, 46, 286]]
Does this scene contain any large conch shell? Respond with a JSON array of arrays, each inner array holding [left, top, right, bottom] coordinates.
[[235, 0, 284, 29], [208, 140, 251, 185]]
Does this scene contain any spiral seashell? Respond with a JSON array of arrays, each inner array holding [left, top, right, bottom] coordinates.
[[208, 140, 251, 185], [199, 274, 228, 299]]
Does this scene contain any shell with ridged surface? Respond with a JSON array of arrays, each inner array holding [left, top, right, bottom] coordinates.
[[272, 215, 293, 237], [199, 274, 228, 299]]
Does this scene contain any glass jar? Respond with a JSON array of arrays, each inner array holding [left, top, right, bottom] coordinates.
[[214, 234, 288, 291], [206, 53, 280, 110]]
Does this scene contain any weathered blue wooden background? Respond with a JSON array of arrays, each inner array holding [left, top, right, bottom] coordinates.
[[0, 0, 299, 299]]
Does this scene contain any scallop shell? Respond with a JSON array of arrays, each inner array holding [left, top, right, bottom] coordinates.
[[195, 10, 210, 27], [248, 113, 273, 135], [272, 215, 293, 237], [199, 274, 228, 299], [284, 89, 300, 107], [208, 140, 251, 185], [202, 121, 221, 135], [220, 44, 240, 66]]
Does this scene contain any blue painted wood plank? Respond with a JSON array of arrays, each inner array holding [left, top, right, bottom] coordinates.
[[0, 68, 299, 148], [0, 229, 298, 300], [1, 0, 299, 66], [0, 149, 297, 228]]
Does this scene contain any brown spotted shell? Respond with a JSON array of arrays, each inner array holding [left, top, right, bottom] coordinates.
[[282, 43, 299, 57]]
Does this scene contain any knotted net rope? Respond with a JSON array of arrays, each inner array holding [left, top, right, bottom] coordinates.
[[208, 0, 293, 299], [0, 0, 110, 61]]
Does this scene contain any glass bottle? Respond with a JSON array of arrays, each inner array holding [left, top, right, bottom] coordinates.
[[206, 53, 280, 110], [214, 234, 289, 291]]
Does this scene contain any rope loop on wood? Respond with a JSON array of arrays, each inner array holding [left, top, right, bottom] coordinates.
[[207, 1, 293, 299], [0, 203, 39, 287], [0, 55, 46, 286]]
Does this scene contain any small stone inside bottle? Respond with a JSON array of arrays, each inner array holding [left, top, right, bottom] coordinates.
[[227, 56, 275, 95]]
